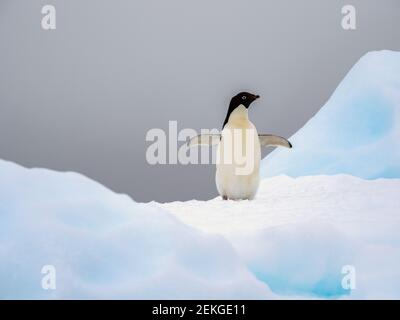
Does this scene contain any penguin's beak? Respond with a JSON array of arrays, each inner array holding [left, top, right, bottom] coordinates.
[[254, 94, 260, 100]]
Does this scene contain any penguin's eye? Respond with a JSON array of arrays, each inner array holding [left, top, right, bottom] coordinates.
[[242, 96, 246, 100]]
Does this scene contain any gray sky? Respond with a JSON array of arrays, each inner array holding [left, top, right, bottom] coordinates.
[[0, 0, 399, 202]]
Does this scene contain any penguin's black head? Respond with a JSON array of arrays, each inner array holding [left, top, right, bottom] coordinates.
[[230, 92, 260, 109], [222, 92, 260, 129]]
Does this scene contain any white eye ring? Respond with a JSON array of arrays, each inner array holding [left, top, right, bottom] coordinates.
[[242, 96, 246, 100]]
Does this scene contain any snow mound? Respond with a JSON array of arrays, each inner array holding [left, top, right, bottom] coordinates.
[[161, 175, 400, 299], [0, 159, 271, 299], [262, 50, 400, 179], [2, 158, 399, 299]]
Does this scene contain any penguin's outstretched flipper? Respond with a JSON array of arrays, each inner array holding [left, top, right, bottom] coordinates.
[[187, 134, 221, 147], [258, 134, 292, 148]]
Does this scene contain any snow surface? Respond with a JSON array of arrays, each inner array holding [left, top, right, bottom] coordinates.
[[160, 175, 400, 299], [0, 161, 400, 299], [262, 50, 400, 179], [0, 159, 272, 299], [1, 161, 399, 299]]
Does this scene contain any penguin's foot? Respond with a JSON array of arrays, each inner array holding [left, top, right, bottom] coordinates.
[[222, 195, 228, 200]]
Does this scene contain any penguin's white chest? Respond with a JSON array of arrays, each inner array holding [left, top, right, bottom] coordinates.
[[216, 105, 261, 200]]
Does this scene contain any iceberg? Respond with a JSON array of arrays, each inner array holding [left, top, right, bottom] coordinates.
[[2, 51, 400, 300], [0, 159, 271, 299], [261, 50, 400, 179], [1, 158, 400, 299]]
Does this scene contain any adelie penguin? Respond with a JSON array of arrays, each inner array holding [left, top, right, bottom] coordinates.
[[189, 92, 292, 200]]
